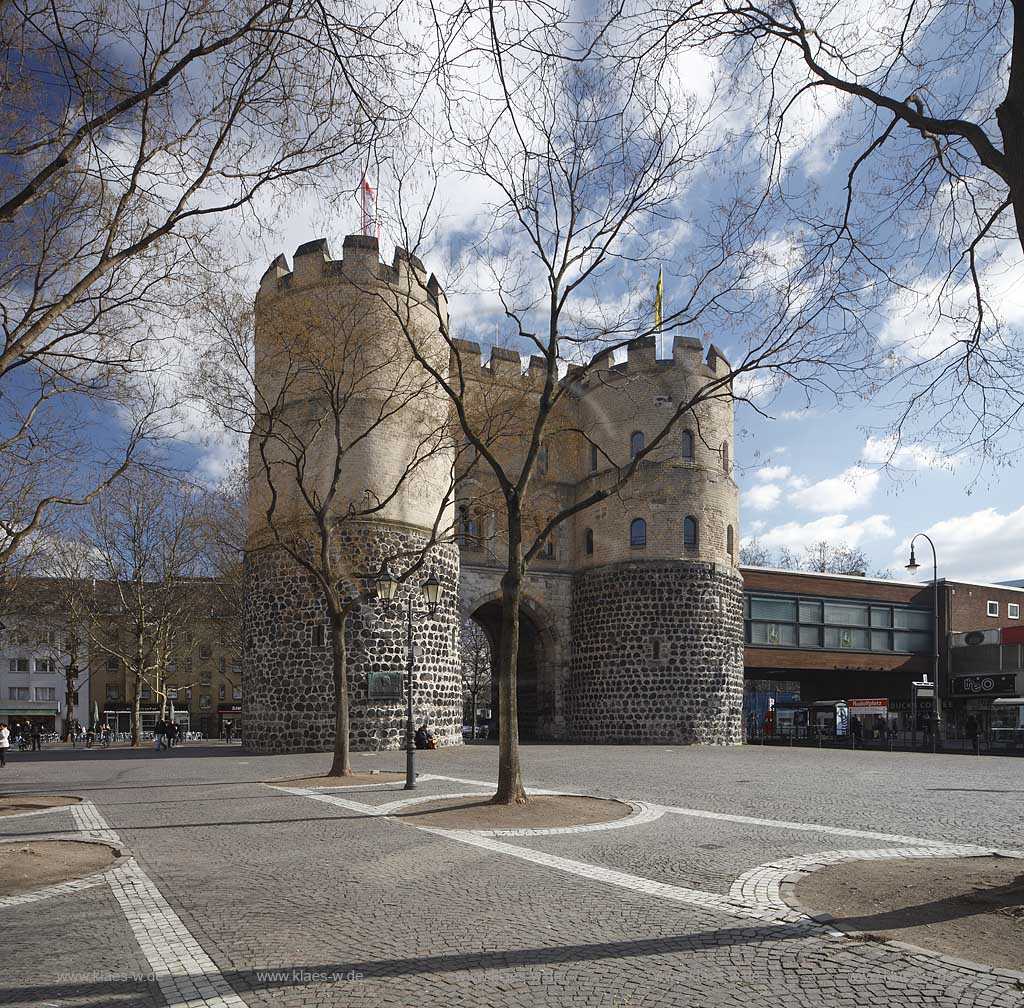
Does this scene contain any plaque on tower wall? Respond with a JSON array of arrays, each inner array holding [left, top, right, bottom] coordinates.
[[367, 671, 403, 700]]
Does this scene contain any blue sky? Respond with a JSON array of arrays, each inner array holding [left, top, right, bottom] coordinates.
[[166, 4, 1022, 587], [733, 393, 1024, 584]]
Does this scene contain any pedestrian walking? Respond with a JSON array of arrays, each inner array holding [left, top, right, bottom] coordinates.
[[224, 721, 234, 744], [0, 722, 9, 768], [966, 713, 981, 755], [169, 720, 179, 748], [30, 722, 42, 751], [154, 718, 165, 751]]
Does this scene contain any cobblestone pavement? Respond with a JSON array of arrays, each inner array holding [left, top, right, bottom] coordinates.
[[0, 742, 1022, 1007]]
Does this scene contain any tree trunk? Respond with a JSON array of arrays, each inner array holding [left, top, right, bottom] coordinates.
[[328, 608, 353, 776], [494, 563, 526, 804], [999, 0, 1024, 251], [63, 671, 75, 741], [471, 694, 478, 742], [131, 671, 142, 747]]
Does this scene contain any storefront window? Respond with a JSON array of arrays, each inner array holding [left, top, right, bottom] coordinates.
[[894, 609, 931, 630], [825, 626, 869, 649], [893, 630, 931, 652], [750, 597, 797, 621], [824, 602, 869, 626], [750, 622, 797, 645], [745, 593, 931, 654], [798, 600, 822, 623]]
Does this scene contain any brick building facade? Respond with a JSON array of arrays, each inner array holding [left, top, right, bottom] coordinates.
[[740, 566, 1024, 734]]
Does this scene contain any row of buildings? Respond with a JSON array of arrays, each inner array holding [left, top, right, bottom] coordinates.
[[0, 578, 241, 738], [1, 564, 1020, 743], [741, 566, 1024, 737]]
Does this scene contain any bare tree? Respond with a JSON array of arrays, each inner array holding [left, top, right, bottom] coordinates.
[[383, 3, 869, 802], [741, 537, 889, 576], [194, 465, 248, 661], [461, 616, 492, 739], [72, 471, 205, 746], [659, 0, 1024, 455], [0, 0, 407, 567]]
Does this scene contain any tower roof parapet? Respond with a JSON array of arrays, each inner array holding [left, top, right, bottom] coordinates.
[[257, 235, 447, 322], [582, 334, 731, 386]]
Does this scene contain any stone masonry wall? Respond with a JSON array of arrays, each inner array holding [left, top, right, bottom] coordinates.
[[568, 561, 744, 744], [244, 524, 461, 754]]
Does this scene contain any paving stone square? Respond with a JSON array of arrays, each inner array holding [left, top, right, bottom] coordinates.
[[0, 742, 1022, 1007]]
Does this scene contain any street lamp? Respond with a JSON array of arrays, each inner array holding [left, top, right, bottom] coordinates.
[[906, 533, 941, 748], [374, 564, 443, 790]]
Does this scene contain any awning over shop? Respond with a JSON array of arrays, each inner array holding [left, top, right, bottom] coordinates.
[[0, 708, 59, 717]]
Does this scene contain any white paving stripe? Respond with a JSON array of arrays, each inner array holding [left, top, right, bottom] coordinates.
[[68, 800, 250, 1008], [376, 792, 494, 815], [267, 785, 382, 815], [729, 844, 1002, 910], [70, 801, 122, 845], [108, 859, 248, 1008], [471, 801, 667, 837], [0, 867, 109, 909], [658, 804, 955, 847], [415, 825, 804, 924]]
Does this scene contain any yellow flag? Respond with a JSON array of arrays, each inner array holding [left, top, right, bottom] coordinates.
[[654, 267, 663, 330]]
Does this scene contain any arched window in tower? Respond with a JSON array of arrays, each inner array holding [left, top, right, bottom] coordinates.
[[726, 524, 734, 560], [630, 430, 644, 460], [681, 429, 694, 460], [456, 505, 478, 546], [585, 528, 594, 555], [537, 444, 548, 475], [630, 518, 647, 547], [590, 443, 599, 473], [721, 439, 730, 473], [683, 515, 698, 547]]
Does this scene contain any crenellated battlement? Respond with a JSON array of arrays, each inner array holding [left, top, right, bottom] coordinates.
[[257, 235, 448, 328], [575, 335, 733, 398], [449, 332, 732, 397], [449, 339, 552, 391]]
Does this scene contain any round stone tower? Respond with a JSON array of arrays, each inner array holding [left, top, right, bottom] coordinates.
[[243, 235, 462, 754], [566, 335, 744, 744]]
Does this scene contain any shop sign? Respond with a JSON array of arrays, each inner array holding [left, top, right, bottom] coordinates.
[[954, 629, 999, 647], [952, 674, 1017, 696], [848, 698, 889, 715], [367, 671, 403, 700]]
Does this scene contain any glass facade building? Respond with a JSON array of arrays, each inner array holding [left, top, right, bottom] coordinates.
[[745, 593, 933, 655]]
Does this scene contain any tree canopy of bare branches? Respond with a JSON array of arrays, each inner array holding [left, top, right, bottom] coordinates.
[[0, 0, 407, 566], [653, 0, 1024, 458], [375, 0, 879, 802]]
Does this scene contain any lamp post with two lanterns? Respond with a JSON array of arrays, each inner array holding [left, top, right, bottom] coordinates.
[[905, 533, 941, 747], [373, 564, 442, 790]]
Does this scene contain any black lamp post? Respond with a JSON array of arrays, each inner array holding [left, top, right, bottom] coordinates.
[[906, 533, 941, 747], [375, 564, 443, 790]]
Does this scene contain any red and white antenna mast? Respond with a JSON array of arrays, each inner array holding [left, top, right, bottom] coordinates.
[[359, 170, 377, 238]]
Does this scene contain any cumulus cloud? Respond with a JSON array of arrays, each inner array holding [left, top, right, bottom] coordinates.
[[888, 504, 1024, 583], [861, 434, 959, 472], [789, 465, 879, 513], [749, 513, 896, 553], [755, 465, 791, 482], [743, 483, 784, 511]]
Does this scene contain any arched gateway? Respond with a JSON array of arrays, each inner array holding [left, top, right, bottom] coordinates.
[[468, 594, 560, 740]]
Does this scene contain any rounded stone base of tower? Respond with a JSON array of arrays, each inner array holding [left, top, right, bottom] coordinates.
[[243, 525, 462, 754], [568, 561, 744, 745]]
